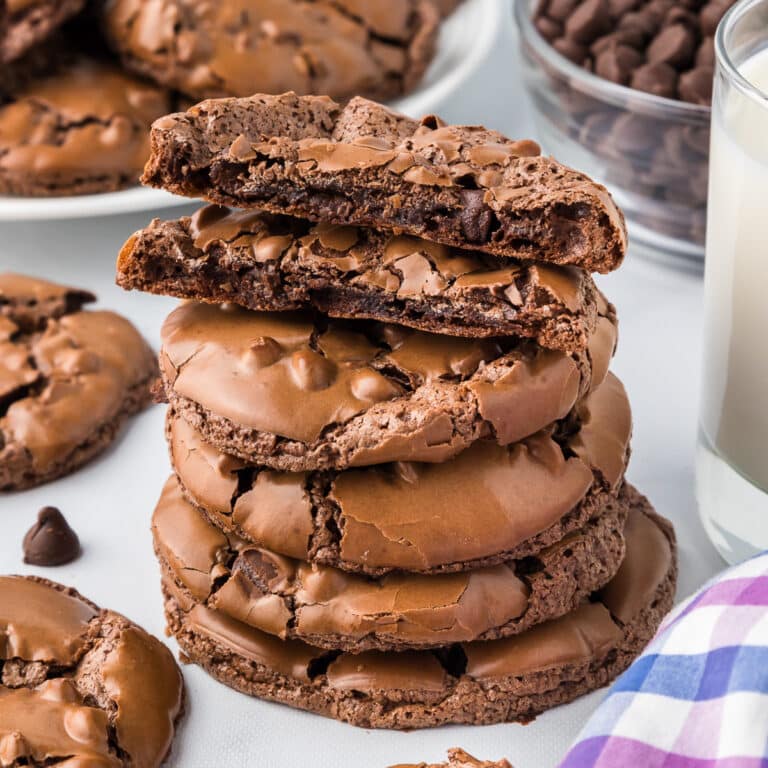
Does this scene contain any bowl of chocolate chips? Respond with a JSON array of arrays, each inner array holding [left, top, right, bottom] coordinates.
[[514, 0, 734, 264]]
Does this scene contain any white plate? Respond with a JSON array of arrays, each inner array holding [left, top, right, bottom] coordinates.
[[0, 0, 500, 222]]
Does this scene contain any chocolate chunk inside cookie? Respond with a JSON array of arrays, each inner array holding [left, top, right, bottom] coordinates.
[[118, 204, 602, 350], [142, 93, 627, 273]]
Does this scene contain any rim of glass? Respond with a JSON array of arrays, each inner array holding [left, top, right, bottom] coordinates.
[[716, 0, 768, 106], [513, 0, 710, 118]]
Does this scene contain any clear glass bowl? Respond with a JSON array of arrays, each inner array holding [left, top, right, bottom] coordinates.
[[513, 0, 711, 266]]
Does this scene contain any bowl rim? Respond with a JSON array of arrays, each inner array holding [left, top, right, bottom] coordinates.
[[512, 0, 711, 119], [716, 0, 768, 108]]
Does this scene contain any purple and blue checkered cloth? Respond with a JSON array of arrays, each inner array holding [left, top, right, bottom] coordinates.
[[560, 553, 768, 767]]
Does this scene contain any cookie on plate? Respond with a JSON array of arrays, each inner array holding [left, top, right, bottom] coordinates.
[[0, 57, 171, 196], [153, 474, 627, 652], [167, 371, 631, 574], [0, 575, 184, 765], [0, 273, 157, 490], [100, 0, 438, 103], [142, 94, 627, 272], [0, 0, 85, 62], [118, 204, 602, 350], [158, 300, 617, 472], [162, 487, 676, 728]]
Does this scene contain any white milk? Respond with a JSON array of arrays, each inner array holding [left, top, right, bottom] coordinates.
[[698, 47, 768, 563]]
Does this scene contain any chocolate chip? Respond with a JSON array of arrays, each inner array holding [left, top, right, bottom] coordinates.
[[536, 16, 563, 42], [289, 349, 337, 391], [578, 110, 616, 146], [611, 113, 659, 154], [460, 189, 493, 244], [700, 0, 732, 36], [23, 507, 81, 566], [547, 0, 581, 22], [553, 37, 589, 64], [608, 0, 641, 16], [591, 27, 647, 53], [565, 0, 611, 44], [630, 61, 679, 98], [595, 43, 645, 84], [665, 7, 699, 29], [679, 66, 714, 104], [696, 37, 715, 67], [617, 10, 660, 40], [647, 24, 697, 69]]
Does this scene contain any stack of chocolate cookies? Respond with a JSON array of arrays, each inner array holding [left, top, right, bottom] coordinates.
[[118, 92, 677, 729]]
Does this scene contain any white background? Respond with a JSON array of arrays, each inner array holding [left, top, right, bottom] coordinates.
[[0, 2, 725, 766]]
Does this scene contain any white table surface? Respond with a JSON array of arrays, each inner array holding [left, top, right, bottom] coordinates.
[[0, 5, 725, 766]]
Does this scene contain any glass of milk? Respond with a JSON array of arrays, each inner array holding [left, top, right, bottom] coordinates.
[[698, 0, 768, 563]]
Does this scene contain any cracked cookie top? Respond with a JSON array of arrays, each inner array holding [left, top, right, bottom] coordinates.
[[0, 0, 85, 63], [164, 486, 674, 708], [159, 300, 617, 469], [0, 273, 156, 490], [100, 0, 439, 102], [0, 57, 171, 196], [167, 371, 631, 574], [0, 575, 183, 767]]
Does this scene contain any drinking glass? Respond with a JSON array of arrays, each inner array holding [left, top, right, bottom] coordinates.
[[697, 0, 768, 563]]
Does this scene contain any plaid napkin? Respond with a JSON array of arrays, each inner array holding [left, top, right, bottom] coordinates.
[[560, 553, 768, 767]]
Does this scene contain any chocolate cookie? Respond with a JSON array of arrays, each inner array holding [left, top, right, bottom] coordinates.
[[118, 204, 600, 350], [142, 93, 627, 273], [161, 487, 676, 729], [100, 0, 438, 103], [0, 273, 157, 490], [167, 371, 630, 575], [0, 31, 61, 97], [159, 300, 617, 472], [391, 750, 511, 768], [0, 575, 184, 765], [153, 474, 627, 652], [0, 57, 171, 196], [0, 0, 84, 63]]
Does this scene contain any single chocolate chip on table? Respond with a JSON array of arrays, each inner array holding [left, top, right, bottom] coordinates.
[[23, 506, 81, 566]]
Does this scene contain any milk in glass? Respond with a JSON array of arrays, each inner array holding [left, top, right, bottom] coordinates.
[[698, 47, 768, 563]]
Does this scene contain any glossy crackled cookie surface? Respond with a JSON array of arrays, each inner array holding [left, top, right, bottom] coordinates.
[[159, 299, 617, 472], [167, 371, 631, 574], [142, 93, 627, 272], [100, 0, 439, 102], [0, 57, 171, 196], [153, 473, 627, 652], [119, 204, 601, 350], [0, 273, 156, 490], [0, 575, 184, 766], [0, 0, 84, 63], [162, 487, 676, 729]]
